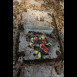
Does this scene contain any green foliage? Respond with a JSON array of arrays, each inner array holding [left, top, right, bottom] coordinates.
[[45, 43, 52, 46], [31, 38, 34, 43], [63, 60, 64, 64], [38, 52, 41, 59], [33, 51, 38, 54], [41, 35, 45, 39], [29, 42, 33, 45]]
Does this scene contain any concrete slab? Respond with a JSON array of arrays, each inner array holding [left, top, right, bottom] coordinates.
[[20, 64, 64, 77], [21, 9, 53, 27], [18, 9, 61, 61]]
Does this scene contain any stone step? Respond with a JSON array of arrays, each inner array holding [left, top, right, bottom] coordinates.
[[20, 64, 64, 77]]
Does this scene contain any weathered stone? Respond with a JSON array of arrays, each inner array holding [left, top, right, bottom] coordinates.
[[18, 9, 61, 60], [20, 64, 64, 77]]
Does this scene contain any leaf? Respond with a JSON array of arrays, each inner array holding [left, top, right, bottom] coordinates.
[[38, 52, 41, 59], [31, 38, 34, 42], [45, 43, 52, 46], [63, 60, 64, 64], [29, 42, 33, 45], [39, 37, 42, 40], [41, 35, 45, 39], [39, 35, 45, 40], [33, 51, 38, 54]]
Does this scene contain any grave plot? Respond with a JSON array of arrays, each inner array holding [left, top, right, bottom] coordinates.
[[18, 9, 61, 61]]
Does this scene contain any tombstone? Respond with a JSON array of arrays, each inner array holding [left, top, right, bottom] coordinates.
[[18, 9, 61, 61]]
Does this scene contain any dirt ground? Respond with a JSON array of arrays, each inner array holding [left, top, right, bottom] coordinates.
[[13, 0, 64, 77]]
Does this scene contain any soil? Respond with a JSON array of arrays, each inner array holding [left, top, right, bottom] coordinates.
[[13, 0, 64, 77]]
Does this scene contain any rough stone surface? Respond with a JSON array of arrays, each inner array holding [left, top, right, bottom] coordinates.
[[20, 64, 64, 77], [18, 9, 61, 61]]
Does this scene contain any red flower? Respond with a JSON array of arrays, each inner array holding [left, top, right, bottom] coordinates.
[[40, 44, 48, 53], [43, 47, 48, 53], [40, 44, 44, 49], [34, 37, 39, 41], [42, 38, 46, 43]]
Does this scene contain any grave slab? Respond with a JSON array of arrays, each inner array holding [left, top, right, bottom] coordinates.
[[18, 9, 61, 61]]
